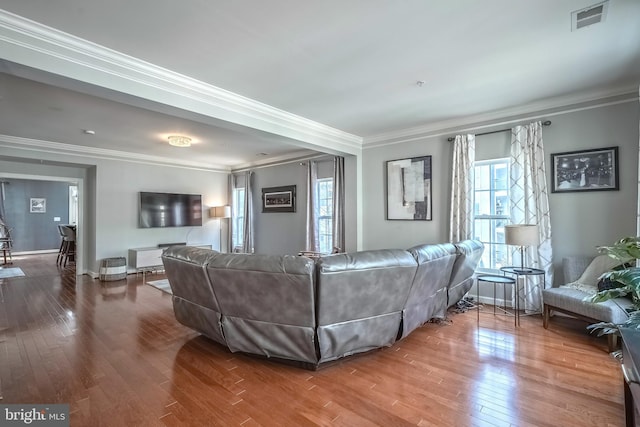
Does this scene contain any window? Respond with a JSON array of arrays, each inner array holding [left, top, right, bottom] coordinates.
[[316, 178, 333, 254], [68, 185, 78, 225], [232, 187, 245, 249], [474, 159, 511, 270]]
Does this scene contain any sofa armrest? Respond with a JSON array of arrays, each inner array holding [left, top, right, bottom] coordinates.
[[562, 256, 594, 284]]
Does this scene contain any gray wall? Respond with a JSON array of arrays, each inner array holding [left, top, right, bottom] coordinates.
[[2, 148, 357, 272], [362, 98, 639, 285], [1, 150, 228, 276], [546, 101, 638, 282], [250, 154, 358, 255], [252, 161, 308, 255], [362, 138, 451, 249], [3, 179, 71, 251]]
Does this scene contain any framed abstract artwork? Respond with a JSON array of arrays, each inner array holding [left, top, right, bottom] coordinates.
[[386, 155, 432, 220]]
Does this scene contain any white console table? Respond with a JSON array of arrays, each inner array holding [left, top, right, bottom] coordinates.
[[129, 245, 212, 282], [129, 247, 164, 281]]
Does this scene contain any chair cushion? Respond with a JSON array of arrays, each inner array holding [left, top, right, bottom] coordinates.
[[543, 287, 632, 324]]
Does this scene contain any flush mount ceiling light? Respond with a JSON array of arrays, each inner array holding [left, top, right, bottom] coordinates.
[[167, 135, 192, 147]]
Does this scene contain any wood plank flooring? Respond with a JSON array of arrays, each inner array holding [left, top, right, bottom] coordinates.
[[0, 254, 625, 426]]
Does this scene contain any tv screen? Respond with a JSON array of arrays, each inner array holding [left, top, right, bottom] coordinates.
[[139, 192, 202, 228]]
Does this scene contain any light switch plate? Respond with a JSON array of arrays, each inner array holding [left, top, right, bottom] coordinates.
[[54, 217, 61, 222]]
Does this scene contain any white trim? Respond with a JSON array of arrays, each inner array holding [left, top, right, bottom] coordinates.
[[0, 171, 85, 275], [0, 10, 362, 155], [231, 150, 330, 172], [475, 157, 509, 166], [12, 249, 58, 255], [0, 134, 231, 173], [232, 152, 333, 173], [0, 133, 341, 174], [364, 90, 639, 148]]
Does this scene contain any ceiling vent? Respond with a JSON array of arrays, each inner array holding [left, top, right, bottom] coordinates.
[[571, 1, 609, 31]]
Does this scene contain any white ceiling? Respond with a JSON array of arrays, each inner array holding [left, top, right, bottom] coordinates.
[[0, 0, 638, 168]]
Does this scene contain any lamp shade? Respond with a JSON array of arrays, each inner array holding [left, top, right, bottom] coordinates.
[[504, 224, 539, 246], [210, 205, 231, 219]]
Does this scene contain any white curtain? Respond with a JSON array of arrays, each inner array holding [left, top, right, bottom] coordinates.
[[449, 134, 476, 242], [332, 156, 345, 252], [241, 170, 254, 253], [305, 161, 320, 252], [510, 121, 553, 312]]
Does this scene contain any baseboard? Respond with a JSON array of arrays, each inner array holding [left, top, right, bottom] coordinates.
[[13, 249, 58, 255], [475, 295, 515, 309]]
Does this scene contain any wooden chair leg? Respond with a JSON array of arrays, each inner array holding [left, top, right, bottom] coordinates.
[[543, 304, 550, 329], [57, 240, 65, 265]]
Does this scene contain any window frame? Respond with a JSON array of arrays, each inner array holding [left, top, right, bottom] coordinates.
[[316, 177, 333, 254], [232, 187, 245, 250], [473, 158, 511, 273]]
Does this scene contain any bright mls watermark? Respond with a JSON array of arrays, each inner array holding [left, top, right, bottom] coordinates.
[[0, 404, 69, 426]]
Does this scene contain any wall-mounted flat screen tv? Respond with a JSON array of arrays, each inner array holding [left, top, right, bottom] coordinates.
[[139, 192, 202, 228]]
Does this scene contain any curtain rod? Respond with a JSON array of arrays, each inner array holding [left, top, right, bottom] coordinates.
[[447, 120, 552, 142]]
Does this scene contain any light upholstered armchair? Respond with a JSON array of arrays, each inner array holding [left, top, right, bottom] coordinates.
[[542, 255, 634, 351]]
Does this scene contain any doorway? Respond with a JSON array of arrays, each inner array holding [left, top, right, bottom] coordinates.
[[0, 173, 84, 274]]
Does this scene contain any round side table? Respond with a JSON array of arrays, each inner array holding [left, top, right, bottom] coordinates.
[[500, 266, 545, 326], [476, 274, 517, 327]]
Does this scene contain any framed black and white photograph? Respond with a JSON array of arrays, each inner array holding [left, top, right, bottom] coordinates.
[[386, 155, 432, 220], [262, 185, 296, 213], [30, 197, 46, 213], [551, 146, 619, 193]]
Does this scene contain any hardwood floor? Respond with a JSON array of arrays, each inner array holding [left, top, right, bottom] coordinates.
[[0, 254, 625, 426]]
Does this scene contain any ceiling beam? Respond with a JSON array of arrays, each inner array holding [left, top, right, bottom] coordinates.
[[0, 9, 363, 157]]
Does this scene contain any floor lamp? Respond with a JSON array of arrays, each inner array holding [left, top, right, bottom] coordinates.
[[210, 205, 231, 252], [504, 224, 539, 273]]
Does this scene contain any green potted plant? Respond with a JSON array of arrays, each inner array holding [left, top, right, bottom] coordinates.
[[588, 237, 640, 334]]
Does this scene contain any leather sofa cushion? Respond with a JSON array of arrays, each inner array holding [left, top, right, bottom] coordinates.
[[162, 246, 220, 313], [206, 253, 316, 327], [449, 239, 484, 290], [316, 249, 417, 325]]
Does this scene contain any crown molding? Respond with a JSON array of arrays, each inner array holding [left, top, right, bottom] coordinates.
[[231, 150, 333, 172], [0, 134, 231, 173], [0, 10, 362, 155], [363, 85, 639, 148]]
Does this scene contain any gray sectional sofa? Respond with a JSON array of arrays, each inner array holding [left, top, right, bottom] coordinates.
[[162, 239, 483, 368]]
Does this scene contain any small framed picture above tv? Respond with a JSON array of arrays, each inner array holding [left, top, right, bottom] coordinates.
[[138, 192, 203, 228]]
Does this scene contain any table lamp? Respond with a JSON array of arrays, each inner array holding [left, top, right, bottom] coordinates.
[[504, 224, 539, 273], [210, 205, 231, 251]]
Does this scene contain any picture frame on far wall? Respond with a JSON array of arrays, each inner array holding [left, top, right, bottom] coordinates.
[[30, 197, 46, 213], [262, 185, 296, 213], [386, 155, 432, 220], [550, 146, 619, 193]]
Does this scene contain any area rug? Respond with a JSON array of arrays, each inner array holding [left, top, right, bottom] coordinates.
[[146, 279, 172, 295], [0, 267, 25, 279]]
